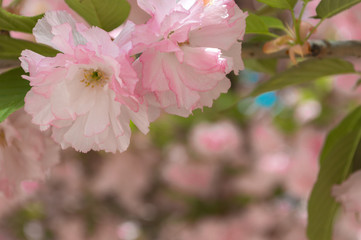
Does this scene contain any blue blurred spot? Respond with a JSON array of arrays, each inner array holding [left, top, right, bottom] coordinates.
[[242, 70, 260, 83], [255, 92, 277, 108]]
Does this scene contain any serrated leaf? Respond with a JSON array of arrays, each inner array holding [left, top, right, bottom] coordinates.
[[316, 0, 361, 18], [0, 35, 59, 59], [0, 67, 30, 122], [307, 106, 361, 240], [246, 14, 283, 37], [256, 0, 297, 10], [65, 0, 130, 31], [251, 58, 356, 96], [0, 8, 42, 33]]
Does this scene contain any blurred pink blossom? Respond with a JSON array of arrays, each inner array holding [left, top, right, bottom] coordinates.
[[257, 152, 290, 175], [162, 146, 217, 197], [160, 217, 248, 240], [117, 221, 141, 240], [250, 121, 285, 155], [190, 121, 242, 158], [20, 180, 40, 195], [333, 171, 361, 220], [333, 211, 361, 240], [304, 0, 361, 40], [285, 129, 325, 198], [230, 168, 280, 197], [295, 99, 322, 124], [92, 145, 159, 218], [0, 110, 60, 198]]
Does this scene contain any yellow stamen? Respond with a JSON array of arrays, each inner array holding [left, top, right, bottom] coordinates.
[[81, 69, 108, 88]]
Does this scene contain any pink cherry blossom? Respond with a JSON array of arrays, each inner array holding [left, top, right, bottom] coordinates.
[[129, 0, 247, 117], [20, 11, 151, 153], [0, 110, 60, 199]]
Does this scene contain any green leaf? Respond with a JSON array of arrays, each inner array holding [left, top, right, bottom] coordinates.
[[246, 14, 269, 35], [259, 16, 285, 30], [246, 14, 283, 37], [307, 106, 361, 240], [256, 0, 297, 10], [0, 8, 42, 33], [244, 59, 278, 74], [353, 78, 361, 90], [0, 35, 59, 59], [316, 0, 361, 18], [0, 67, 30, 122], [65, 0, 130, 31], [251, 58, 356, 96]]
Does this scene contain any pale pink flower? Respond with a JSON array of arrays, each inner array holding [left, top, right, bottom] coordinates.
[[130, 0, 247, 117], [20, 11, 151, 153], [0, 110, 60, 199], [190, 121, 242, 157], [333, 171, 361, 218]]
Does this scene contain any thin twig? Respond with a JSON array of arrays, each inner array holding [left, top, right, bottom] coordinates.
[[242, 40, 361, 59]]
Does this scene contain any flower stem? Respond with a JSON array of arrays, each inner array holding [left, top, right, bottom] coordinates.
[[294, 0, 310, 45], [291, 10, 301, 44], [304, 18, 325, 42]]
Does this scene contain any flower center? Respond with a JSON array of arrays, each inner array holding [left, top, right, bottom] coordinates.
[[81, 69, 109, 88], [0, 129, 7, 148]]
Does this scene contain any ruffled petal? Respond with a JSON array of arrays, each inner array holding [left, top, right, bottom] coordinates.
[[84, 92, 111, 137], [137, 0, 177, 21], [140, 49, 170, 92], [33, 11, 86, 52]]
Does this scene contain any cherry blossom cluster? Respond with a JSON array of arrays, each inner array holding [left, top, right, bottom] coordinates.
[[20, 0, 247, 153]]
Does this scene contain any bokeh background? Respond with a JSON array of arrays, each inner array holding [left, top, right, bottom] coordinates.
[[0, 0, 361, 239]]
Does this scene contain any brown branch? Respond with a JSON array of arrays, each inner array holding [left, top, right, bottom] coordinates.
[[0, 41, 360, 71], [0, 59, 20, 70], [242, 40, 361, 59]]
